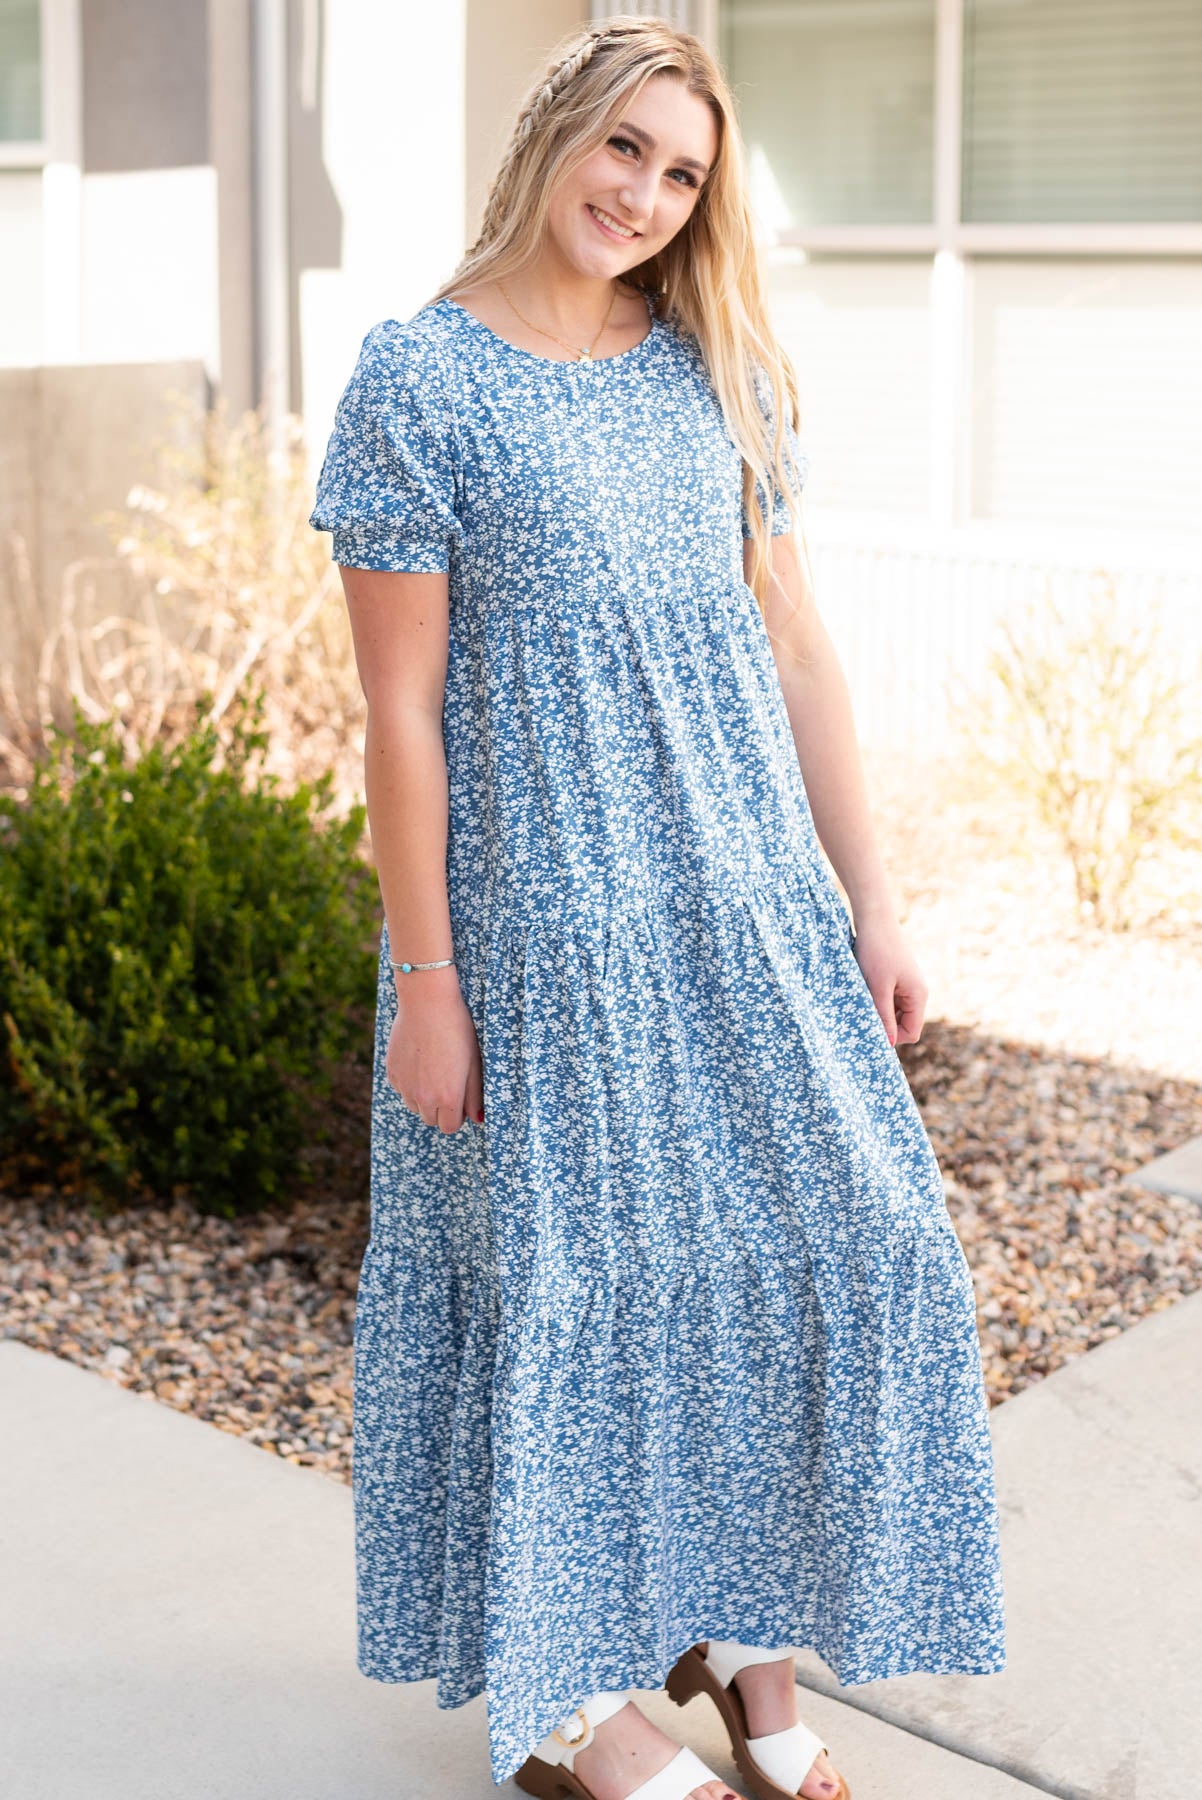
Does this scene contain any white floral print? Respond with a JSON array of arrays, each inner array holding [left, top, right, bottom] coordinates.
[[308, 293, 1006, 1788]]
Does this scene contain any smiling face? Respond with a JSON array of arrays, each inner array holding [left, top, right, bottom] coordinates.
[[545, 72, 719, 277]]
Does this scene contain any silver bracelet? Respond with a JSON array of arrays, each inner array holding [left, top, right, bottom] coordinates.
[[390, 956, 456, 973]]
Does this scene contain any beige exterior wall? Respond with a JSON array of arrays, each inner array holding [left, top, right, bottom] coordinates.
[[465, 0, 584, 245], [0, 358, 209, 706], [210, 0, 255, 417]]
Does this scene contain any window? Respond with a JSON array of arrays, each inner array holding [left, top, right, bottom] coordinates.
[[717, 1, 1202, 538], [720, 0, 1202, 234], [0, 0, 41, 143], [962, 0, 1202, 224], [720, 0, 936, 229]]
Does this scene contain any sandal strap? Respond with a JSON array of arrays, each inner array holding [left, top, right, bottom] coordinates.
[[746, 1719, 829, 1791], [627, 1744, 727, 1800], [530, 1689, 631, 1768], [704, 1638, 799, 1688]]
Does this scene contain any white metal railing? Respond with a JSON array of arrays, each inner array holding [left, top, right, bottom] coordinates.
[[805, 528, 1202, 751]]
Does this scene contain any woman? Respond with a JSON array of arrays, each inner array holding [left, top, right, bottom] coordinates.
[[309, 17, 1005, 1800]]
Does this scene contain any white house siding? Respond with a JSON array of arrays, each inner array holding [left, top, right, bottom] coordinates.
[[765, 253, 934, 522], [764, 252, 1202, 544], [78, 165, 221, 372], [769, 258, 1202, 745], [299, 0, 467, 499], [0, 172, 46, 360], [968, 256, 1202, 537], [707, 0, 1202, 747], [0, 0, 224, 670], [0, 0, 220, 373]]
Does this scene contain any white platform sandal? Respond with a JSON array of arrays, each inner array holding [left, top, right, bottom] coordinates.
[[513, 1686, 741, 1800], [664, 1641, 851, 1800]]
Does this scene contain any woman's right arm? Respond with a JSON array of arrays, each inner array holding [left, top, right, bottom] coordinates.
[[338, 563, 484, 1135]]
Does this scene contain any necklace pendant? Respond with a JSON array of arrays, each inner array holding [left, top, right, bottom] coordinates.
[[577, 347, 591, 363]]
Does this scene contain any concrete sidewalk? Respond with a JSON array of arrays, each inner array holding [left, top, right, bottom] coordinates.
[[3, 1292, 1199, 1799], [795, 1289, 1202, 1800]]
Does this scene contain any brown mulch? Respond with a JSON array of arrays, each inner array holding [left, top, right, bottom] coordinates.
[[902, 1023, 1202, 1400]]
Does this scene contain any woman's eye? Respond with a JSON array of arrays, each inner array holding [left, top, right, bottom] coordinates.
[[609, 136, 699, 189]]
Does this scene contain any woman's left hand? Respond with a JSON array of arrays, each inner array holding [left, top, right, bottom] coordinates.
[[850, 910, 929, 1048]]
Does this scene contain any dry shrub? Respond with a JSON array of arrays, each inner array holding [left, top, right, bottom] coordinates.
[[0, 391, 365, 836], [947, 571, 1202, 931]]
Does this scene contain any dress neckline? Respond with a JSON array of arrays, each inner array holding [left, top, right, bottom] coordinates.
[[434, 290, 660, 369]]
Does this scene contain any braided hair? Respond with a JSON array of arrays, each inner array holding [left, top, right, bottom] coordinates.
[[465, 21, 643, 262]]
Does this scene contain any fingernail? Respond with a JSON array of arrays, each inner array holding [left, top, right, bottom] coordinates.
[[476, 1108, 485, 1123]]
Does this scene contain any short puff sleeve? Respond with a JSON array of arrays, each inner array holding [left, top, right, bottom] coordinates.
[[741, 366, 809, 540], [309, 321, 463, 572]]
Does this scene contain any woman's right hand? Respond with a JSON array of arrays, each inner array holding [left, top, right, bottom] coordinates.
[[386, 966, 484, 1133]]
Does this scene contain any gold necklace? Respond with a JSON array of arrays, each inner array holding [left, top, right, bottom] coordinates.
[[496, 279, 619, 366]]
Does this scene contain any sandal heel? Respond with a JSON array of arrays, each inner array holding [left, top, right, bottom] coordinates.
[[513, 1754, 580, 1799], [664, 1644, 709, 1710]]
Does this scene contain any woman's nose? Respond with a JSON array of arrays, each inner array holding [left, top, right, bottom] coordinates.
[[616, 180, 655, 224]]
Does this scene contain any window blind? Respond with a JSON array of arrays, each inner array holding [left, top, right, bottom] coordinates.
[[962, 0, 1202, 223], [720, 0, 936, 228]]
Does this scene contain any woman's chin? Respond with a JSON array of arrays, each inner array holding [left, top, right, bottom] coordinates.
[[560, 241, 631, 281]]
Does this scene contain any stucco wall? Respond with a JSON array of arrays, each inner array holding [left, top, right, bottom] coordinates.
[[465, 0, 585, 244], [0, 359, 209, 708]]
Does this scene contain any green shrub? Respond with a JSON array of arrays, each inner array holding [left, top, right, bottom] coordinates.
[[0, 690, 378, 1215]]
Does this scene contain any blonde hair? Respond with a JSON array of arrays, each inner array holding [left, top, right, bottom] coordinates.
[[428, 15, 813, 625]]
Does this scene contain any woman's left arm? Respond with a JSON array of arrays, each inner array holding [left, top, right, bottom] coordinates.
[[746, 531, 928, 1047]]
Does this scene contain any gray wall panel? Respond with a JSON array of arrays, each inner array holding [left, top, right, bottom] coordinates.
[[82, 0, 209, 172]]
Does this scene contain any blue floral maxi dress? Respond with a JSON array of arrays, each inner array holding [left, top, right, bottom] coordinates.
[[308, 293, 1006, 1787]]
